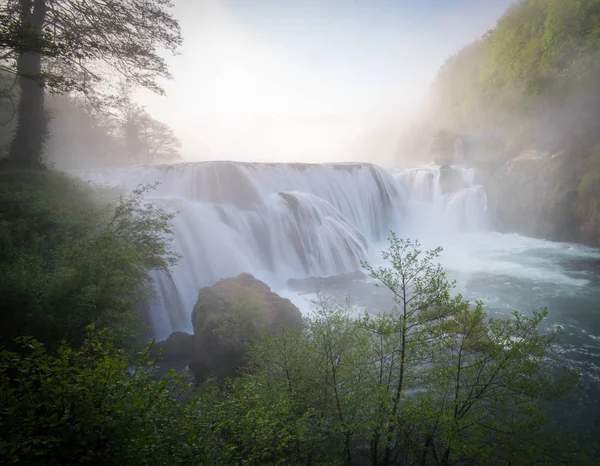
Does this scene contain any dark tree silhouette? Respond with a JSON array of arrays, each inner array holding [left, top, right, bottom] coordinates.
[[0, 0, 182, 168]]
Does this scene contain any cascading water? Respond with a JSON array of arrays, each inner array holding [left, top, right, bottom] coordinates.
[[78, 161, 410, 339], [77, 160, 600, 439], [392, 165, 490, 236]]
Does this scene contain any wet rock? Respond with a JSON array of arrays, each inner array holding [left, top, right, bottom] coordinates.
[[439, 165, 468, 194], [189, 273, 302, 383], [486, 148, 580, 241], [160, 331, 194, 361], [287, 270, 367, 293]]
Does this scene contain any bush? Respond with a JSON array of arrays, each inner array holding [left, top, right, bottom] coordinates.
[[0, 170, 178, 350], [0, 332, 199, 465]]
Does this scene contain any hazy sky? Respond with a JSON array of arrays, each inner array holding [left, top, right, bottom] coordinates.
[[138, 0, 515, 163]]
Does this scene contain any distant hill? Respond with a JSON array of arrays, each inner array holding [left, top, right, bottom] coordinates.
[[420, 0, 600, 245]]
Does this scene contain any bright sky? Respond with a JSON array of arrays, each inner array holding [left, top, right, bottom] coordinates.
[[137, 0, 515, 164]]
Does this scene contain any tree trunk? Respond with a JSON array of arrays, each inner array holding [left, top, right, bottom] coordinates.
[[383, 324, 407, 465], [370, 431, 380, 466], [419, 436, 431, 466], [7, 0, 47, 169]]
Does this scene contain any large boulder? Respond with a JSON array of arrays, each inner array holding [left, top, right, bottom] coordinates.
[[151, 332, 196, 397], [160, 331, 195, 361], [189, 273, 302, 383]]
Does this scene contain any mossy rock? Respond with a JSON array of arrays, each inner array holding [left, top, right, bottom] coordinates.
[[159, 331, 195, 361], [189, 273, 302, 383]]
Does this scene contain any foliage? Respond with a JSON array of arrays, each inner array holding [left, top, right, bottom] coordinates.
[[427, 0, 600, 165], [0, 0, 182, 95], [43, 93, 123, 169], [199, 235, 588, 465], [0, 331, 199, 465], [0, 0, 182, 168], [0, 226, 590, 464], [422, 0, 600, 245], [35, 88, 181, 169], [424, 305, 582, 464], [0, 170, 178, 350], [209, 294, 272, 351], [193, 377, 307, 465], [108, 83, 182, 165]]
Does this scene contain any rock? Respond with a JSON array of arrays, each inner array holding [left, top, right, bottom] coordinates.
[[160, 331, 194, 361], [189, 273, 302, 383], [287, 270, 366, 293], [439, 165, 468, 194], [486, 148, 580, 240], [151, 332, 196, 396]]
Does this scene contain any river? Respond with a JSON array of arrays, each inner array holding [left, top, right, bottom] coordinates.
[[78, 161, 600, 440]]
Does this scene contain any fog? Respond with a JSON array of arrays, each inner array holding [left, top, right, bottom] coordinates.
[[135, 0, 515, 165]]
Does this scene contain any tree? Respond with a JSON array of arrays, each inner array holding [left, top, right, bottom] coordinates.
[[420, 305, 584, 465], [109, 83, 181, 165], [359, 235, 456, 465], [44, 93, 123, 168], [138, 114, 182, 165], [0, 0, 182, 168], [245, 296, 376, 465], [0, 171, 179, 350], [212, 235, 588, 465]]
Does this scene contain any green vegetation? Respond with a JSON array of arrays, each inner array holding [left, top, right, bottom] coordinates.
[[426, 0, 600, 243], [0, 191, 592, 463], [218, 238, 586, 465], [0, 0, 595, 463], [430, 0, 600, 143], [0, 332, 199, 465], [0, 171, 178, 351], [0, 0, 182, 168]]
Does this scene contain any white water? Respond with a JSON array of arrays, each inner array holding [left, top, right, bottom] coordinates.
[[78, 161, 407, 339], [77, 162, 600, 336], [78, 161, 600, 435]]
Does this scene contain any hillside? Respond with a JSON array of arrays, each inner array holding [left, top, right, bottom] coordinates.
[[424, 0, 600, 244]]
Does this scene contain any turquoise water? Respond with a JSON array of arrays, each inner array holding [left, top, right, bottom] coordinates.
[[283, 232, 600, 444], [441, 234, 600, 441]]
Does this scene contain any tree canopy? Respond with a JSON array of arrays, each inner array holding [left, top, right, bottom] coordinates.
[[0, 0, 182, 94], [0, 0, 182, 168], [428, 0, 600, 145]]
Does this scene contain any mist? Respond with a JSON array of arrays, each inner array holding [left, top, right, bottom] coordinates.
[[5, 0, 600, 458], [133, 0, 514, 166]]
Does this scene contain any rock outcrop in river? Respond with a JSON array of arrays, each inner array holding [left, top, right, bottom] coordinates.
[[157, 273, 302, 385]]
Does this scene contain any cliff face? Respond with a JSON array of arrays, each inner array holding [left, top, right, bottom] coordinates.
[[485, 149, 583, 242]]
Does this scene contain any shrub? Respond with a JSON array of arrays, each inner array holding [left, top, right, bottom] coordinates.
[[0, 170, 178, 350], [0, 332, 199, 465]]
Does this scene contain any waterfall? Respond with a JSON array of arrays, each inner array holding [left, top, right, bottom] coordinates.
[[77, 161, 489, 339], [78, 162, 406, 339], [391, 165, 490, 236]]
